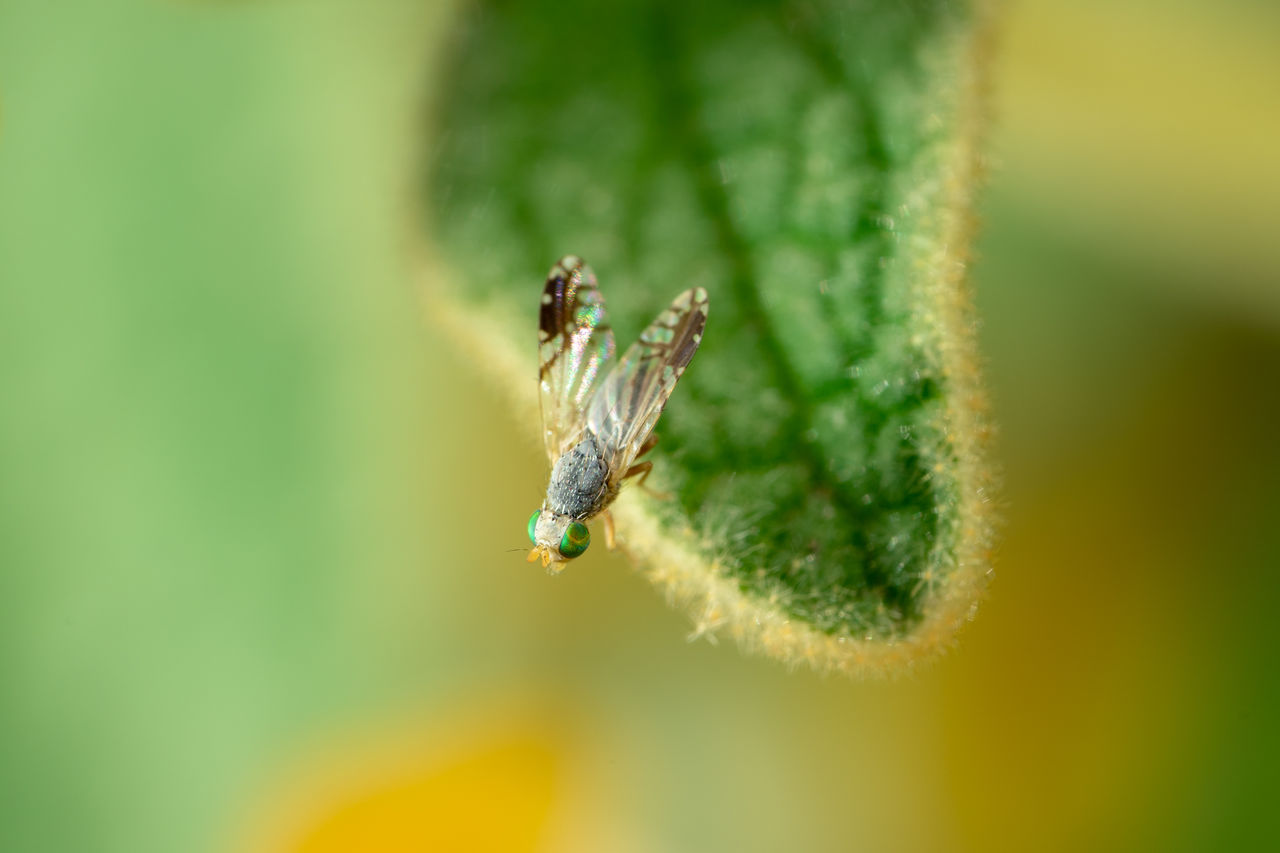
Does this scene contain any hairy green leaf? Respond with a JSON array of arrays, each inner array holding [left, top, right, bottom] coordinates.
[[424, 0, 997, 675]]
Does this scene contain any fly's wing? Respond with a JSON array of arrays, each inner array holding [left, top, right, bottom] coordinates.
[[585, 287, 708, 476], [538, 256, 616, 463]]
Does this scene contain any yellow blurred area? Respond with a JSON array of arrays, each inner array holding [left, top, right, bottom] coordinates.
[[242, 701, 652, 853], [2, 0, 1278, 851], [265, 733, 559, 853]]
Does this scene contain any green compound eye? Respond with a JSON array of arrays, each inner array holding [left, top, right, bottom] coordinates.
[[527, 510, 541, 544], [558, 521, 590, 559]]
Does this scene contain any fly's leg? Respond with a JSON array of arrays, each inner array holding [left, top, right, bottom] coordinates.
[[624, 460, 654, 487], [601, 509, 617, 550], [623, 460, 671, 500], [635, 433, 659, 459], [619, 434, 670, 499]]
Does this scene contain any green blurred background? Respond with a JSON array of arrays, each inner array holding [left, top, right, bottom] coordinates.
[[2, 0, 1277, 851]]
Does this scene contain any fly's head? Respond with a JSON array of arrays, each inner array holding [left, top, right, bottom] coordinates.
[[526, 509, 590, 571]]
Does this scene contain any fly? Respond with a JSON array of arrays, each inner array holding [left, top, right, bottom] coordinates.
[[526, 256, 709, 570]]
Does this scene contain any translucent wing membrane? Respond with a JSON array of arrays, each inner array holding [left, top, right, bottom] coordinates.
[[587, 287, 709, 473], [538, 256, 615, 463]]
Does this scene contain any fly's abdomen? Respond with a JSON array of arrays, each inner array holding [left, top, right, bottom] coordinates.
[[547, 433, 611, 519]]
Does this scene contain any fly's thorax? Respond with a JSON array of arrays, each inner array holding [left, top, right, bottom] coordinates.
[[546, 432, 612, 519]]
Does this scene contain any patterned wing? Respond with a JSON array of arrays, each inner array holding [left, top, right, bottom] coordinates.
[[585, 287, 708, 474], [538, 256, 616, 463]]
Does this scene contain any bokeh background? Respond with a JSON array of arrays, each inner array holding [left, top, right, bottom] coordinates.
[[2, 0, 1278, 851]]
